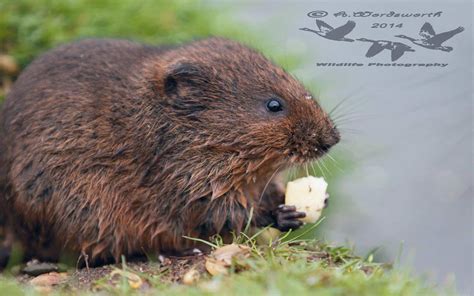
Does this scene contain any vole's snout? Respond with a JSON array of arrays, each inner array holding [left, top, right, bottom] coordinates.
[[321, 126, 340, 152], [310, 120, 340, 159], [290, 121, 340, 162]]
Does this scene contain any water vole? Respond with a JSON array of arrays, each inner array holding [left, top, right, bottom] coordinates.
[[0, 37, 339, 266]]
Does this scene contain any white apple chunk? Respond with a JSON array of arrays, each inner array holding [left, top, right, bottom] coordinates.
[[285, 176, 328, 223]]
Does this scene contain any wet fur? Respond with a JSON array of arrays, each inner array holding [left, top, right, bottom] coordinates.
[[0, 38, 339, 266]]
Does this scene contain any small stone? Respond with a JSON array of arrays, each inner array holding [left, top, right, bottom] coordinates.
[[182, 268, 200, 285], [23, 262, 59, 276], [110, 269, 144, 289]]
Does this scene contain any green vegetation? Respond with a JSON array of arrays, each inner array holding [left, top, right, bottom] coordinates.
[[0, 0, 243, 101], [0, 0, 242, 67], [0, 232, 442, 295], [0, 1, 450, 295]]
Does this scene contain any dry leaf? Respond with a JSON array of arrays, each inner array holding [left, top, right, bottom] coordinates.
[[212, 244, 251, 265], [205, 258, 228, 276], [182, 268, 200, 285], [205, 244, 251, 276], [30, 272, 68, 287]]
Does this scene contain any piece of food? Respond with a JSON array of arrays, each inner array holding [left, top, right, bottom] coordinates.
[[285, 176, 328, 223]]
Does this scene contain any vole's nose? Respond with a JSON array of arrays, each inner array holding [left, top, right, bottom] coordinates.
[[320, 127, 340, 153]]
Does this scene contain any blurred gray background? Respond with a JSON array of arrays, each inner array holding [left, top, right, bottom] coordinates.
[[217, 0, 472, 293]]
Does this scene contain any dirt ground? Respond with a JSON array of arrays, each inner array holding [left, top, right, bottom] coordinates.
[[15, 255, 207, 291]]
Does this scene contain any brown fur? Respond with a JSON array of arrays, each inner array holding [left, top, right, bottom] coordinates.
[[0, 38, 339, 266]]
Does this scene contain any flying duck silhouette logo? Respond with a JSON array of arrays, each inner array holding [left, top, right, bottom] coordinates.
[[395, 22, 464, 52], [357, 38, 415, 61], [300, 20, 356, 42], [300, 17, 464, 63]]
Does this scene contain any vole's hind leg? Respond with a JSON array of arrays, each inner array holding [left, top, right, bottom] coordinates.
[[165, 247, 206, 258], [0, 247, 10, 269], [0, 225, 12, 269]]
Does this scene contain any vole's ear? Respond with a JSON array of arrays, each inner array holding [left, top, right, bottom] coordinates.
[[163, 62, 208, 95]]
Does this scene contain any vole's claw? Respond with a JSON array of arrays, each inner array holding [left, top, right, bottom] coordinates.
[[180, 248, 204, 257], [281, 211, 306, 220], [278, 220, 303, 231], [273, 204, 306, 232], [277, 204, 296, 212]]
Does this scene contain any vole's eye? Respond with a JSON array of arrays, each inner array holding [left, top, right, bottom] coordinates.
[[266, 98, 283, 112]]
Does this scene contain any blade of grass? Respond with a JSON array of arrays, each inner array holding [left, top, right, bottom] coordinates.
[[182, 236, 218, 249]]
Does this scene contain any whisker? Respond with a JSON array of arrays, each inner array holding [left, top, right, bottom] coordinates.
[[329, 93, 357, 117], [325, 153, 344, 174], [321, 160, 329, 179], [288, 165, 297, 180], [333, 116, 372, 127], [310, 161, 317, 176], [315, 88, 322, 105], [332, 112, 373, 123], [332, 108, 366, 119], [331, 95, 372, 119], [325, 153, 337, 165], [320, 157, 332, 177], [328, 87, 366, 117], [286, 166, 293, 181], [318, 158, 329, 177], [315, 160, 326, 179], [333, 145, 362, 165], [337, 127, 363, 135], [258, 164, 283, 204]]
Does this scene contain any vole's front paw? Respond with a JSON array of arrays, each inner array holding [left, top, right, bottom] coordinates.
[[272, 205, 306, 232]]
